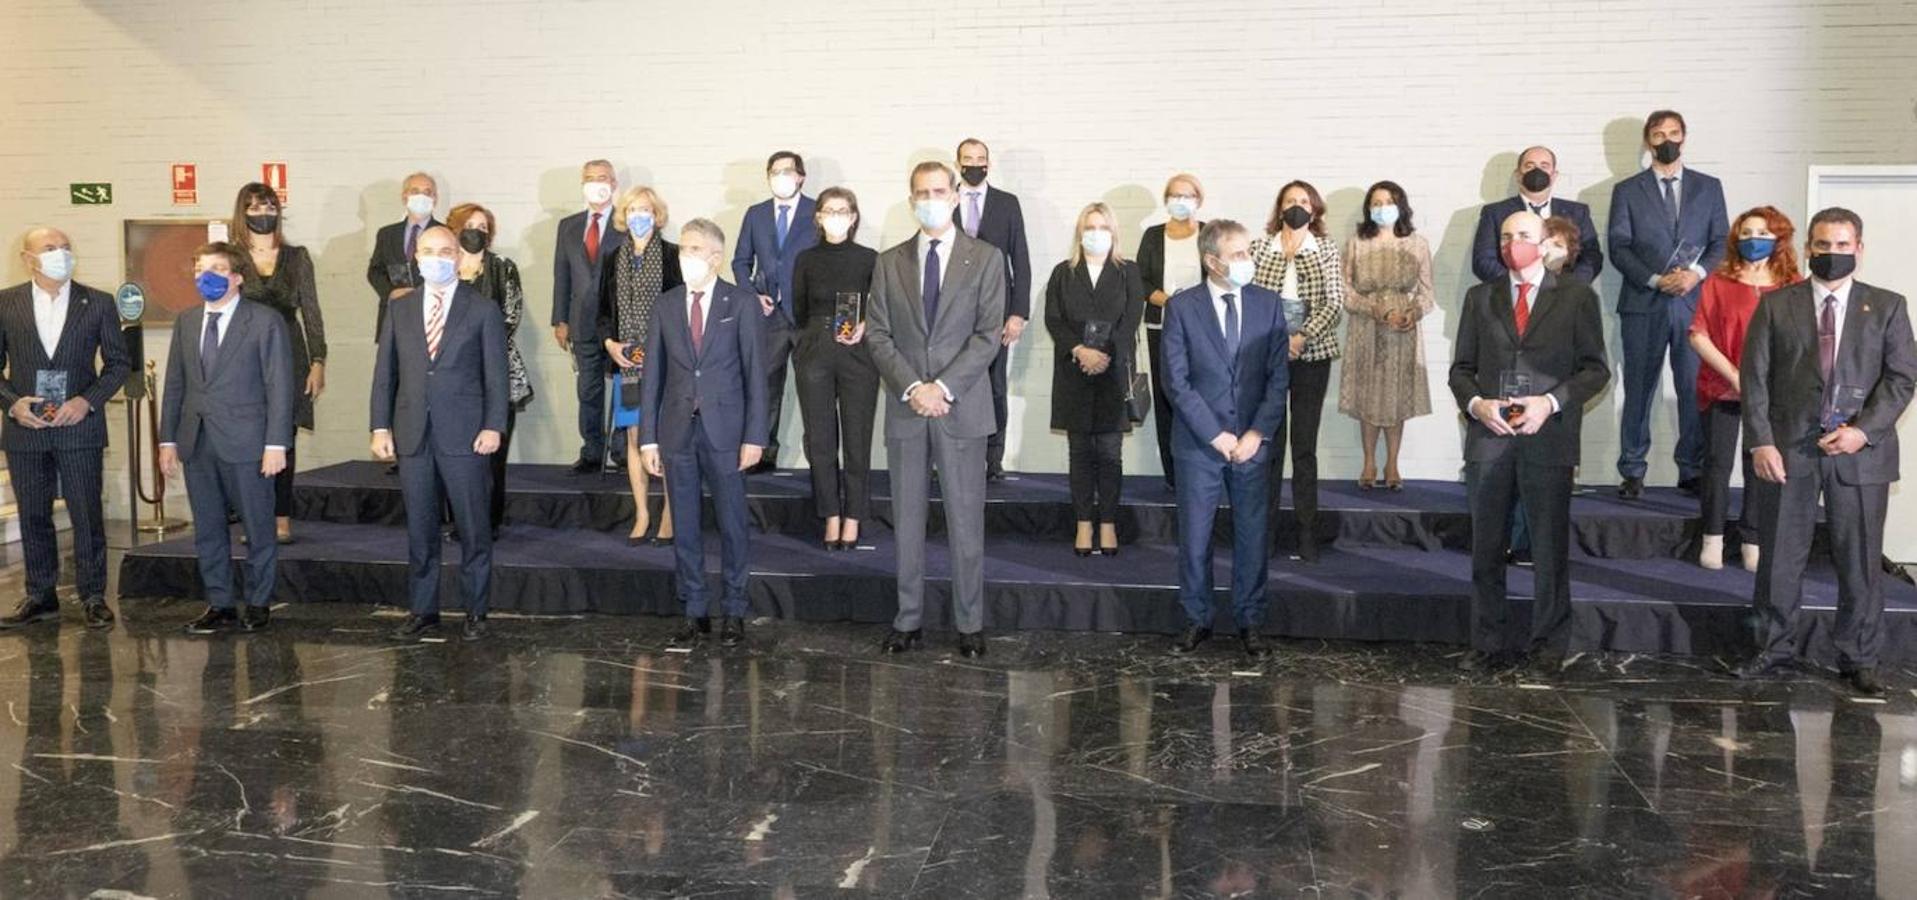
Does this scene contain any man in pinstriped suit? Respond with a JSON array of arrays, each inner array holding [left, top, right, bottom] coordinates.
[[0, 227, 130, 630]]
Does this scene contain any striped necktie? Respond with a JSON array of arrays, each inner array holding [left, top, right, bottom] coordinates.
[[426, 289, 447, 360]]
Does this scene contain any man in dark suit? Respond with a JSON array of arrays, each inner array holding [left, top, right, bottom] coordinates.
[[370, 226, 509, 642], [641, 218, 768, 649], [160, 242, 295, 635], [365, 172, 441, 343], [1472, 146, 1603, 285], [1159, 220, 1290, 658], [0, 227, 129, 630], [867, 161, 1008, 658], [953, 138, 1031, 482], [1733, 208, 1917, 695], [730, 150, 816, 474], [1450, 210, 1611, 674], [551, 158, 629, 473], [1607, 110, 1729, 499]]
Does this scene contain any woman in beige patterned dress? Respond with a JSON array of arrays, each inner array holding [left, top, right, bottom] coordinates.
[[1338, 181, 1434, 490]]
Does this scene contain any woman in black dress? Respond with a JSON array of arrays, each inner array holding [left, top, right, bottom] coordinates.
[[790, 186, 880, 550], [597, 186, 683, 544], [1043, 201, 1145, 556], [448, 202, 534, 536], [233, 182, 326, 544]]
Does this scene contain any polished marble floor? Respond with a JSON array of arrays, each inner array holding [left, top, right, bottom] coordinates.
[[1, 551, 1914, 898]]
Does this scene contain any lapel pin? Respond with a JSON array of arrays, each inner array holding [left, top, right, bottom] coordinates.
[[1863, 304, 1871, 313]]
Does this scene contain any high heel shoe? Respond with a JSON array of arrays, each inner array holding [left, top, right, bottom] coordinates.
[[1385, 478, 1404, 492], [839, 523, 861, 551], [1098, 525, 1120, 557], [1357, 470, 1376, 491]]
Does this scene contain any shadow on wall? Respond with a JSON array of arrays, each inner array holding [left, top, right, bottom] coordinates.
[[1574, 116, 1654, 474]]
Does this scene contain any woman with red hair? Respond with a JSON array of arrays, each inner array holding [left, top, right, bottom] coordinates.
[[1688, 206, 1800, 571]]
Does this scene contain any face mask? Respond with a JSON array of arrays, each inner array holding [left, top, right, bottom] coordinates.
[[1737, 237, 1776, 263], [769, 173, 799, 199], [960, 165, 988, 187], [914, 198, 951, 231], [582, 182, 613, 206], [405, 193, 435, 217], [1369, 205, 1400, 228], [1651, 140, 1682, 165], [627, 212, 654, 238], [1281, 205, 1313, 231], [821, 214, 854, 240], [458, 228, 490, 253], [1167, 198, 1196, 221], [1808, 252, 1856, 282], [1225, 259, 1256, 288], [245, 213, 279, 235], [1541, 242, 1569, 269], [417, 256, 457, 286], [35, 248, 73, 282], [680, 253, 712, 285], [195, 270, 231, 302], [1501, 239, 1542, 271], [1081, 230, 1113, 256]]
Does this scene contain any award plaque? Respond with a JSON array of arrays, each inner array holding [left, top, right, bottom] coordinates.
[[35, 369, 68, 421], [1499, 371, 1533, 426], [834, 292, 864, 340], [1664, 241, 1704, 274], [1823, 384, 1867, 433]]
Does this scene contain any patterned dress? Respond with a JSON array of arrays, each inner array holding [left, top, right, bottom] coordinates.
[[1337, 233, 1434, 426]]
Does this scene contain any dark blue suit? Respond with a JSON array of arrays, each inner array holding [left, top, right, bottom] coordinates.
[[641, 278, 768, 618], [732, 194, 816, 462], [370, 283, 509, 617], [1161, 281, 1290, 629], [552, 209, 629, 464], [1471, 196, 1604, 285], [1607, 166, 1729, 481]]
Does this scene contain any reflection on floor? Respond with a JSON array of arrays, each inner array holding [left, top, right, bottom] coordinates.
[[1, 594, 1912, 898]]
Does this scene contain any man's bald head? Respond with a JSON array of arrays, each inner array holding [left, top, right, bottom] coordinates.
[[1500, 210, 1543, 244], [414, 225, 457, 259], [20, 226, 73, 286], [21, 227, 70, 255]]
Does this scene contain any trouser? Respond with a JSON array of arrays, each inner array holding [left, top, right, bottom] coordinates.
[[795, 325, 879, 519], [488, 406, 517, 531], [1270, 358, 1332, 549], [1700, 401, 1761, 538], [762, 313, 796, 463], [399, 441, 493, 617], [272, 441, 297, 516], [1466, 453, 1574, 655], [1146, 327, 1175, 484], [1067, 431, 1123, 523], [1174, 446, 1272, 629], [1752, 453, 1887, 668], [664, 415, 752, 619], [573, 338, 619, 463], [1617, 304, 1704, 481], [7, 448, 107, 602], [986, 341, 1010, 471], [889, 430, 987, 633], [183, 454, 277, 609]]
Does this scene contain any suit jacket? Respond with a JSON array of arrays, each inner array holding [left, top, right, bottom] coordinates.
[[865, 231, 1008, 441], [160, 299, 295, 464], [1159, 282, 1290, 460], [369, 283, 509, 457], [1448, 272, 1611, 466], [953, 185, 1032, 320], [638, 279, 768, 453], [1606, 167, 1729, 315], [1471, 196, 1604, 285], [730, 195, 818, 324], [552, 208, 631, 342], [1741, 280, 1917, 485], [366, 217, 440, 340], [1044, 258, 1145, 433], [1135, 221, 1205, 326], [0, 281, 130, 453], [595, 237, 684, 344]]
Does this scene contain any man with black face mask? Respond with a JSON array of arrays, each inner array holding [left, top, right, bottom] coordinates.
[[1607, 109, 1729, 500], [1733, 208, 1916, 696], [1471, 146, 1603, 285], [953, 138, 1030, 482]]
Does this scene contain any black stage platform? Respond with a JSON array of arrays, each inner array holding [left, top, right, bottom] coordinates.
[[117, 462, 1917, 662]]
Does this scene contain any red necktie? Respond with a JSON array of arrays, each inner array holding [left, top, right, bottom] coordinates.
[[689, 290, 706, 355], [1514, 282, 1532, 337], [585, 212, 602, 264]]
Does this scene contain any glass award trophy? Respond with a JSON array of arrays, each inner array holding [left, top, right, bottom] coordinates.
[[1664, 241, 1705, 274], [834, 292, 864, 340], [35, 370, 68, 421], [1082, 319, 1115, 352], [1823, 384, 1867, 433], [1499, 371, 1533, 427]]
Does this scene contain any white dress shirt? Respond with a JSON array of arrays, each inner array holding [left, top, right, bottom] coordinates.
[[30, 280, 70, 358], [1278, 232, 1319, 301], [1814, 277, 1853, 363], [585, 204, 612, 243], [1521, 195, 1553, 219], [1206, 277, 1243, 342], [902, 226, 961, 402], [422, 280, 456, 329]]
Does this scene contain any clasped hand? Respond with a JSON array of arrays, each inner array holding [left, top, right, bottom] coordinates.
[[1472, 395, 1551, 436], [1073, 345, 1110, 376], [909, 382, 950, 418], [1211, 430, 1262, 463]]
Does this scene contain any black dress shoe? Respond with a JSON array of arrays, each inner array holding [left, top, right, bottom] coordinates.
[[1296, 538, 1320, 564], [1238, 630, 1273, 658], [1457, 650, 1511, 673], [745, 460, 777, 475], [185, 606, 238, 635], [1841, 666, 1885, 696], [1074, 546, 1093, 558], [603, 457, 625, 475], [239, 605, 271, 632], [719, 617, 746, 647], [463, 615, 487, 642], [1170, 626, 1212, 654], [651, 535, 675, 548], [388, 613, 441, 641], [1676, 476, 1702, 498], [1617, 477, 1644, 500], [986, 468, 1006, 484], [668, 617, 710, 648], [81, 598, 115, 630], [1522, 651, 1564, 680], [569, 458, 601, 475], [1729, 655, 1792, 680], [0, 596, 60, 630], [883, 629, 923, 653], [1506, 548, 1535, 567], [957, 631, 986, 658]]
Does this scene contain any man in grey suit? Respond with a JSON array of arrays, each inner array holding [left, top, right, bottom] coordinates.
[[551, 159, 629, 473], [160, 242, 295, 635], [1734, 208, 1917, 695], [866, 160, 1007, 658]]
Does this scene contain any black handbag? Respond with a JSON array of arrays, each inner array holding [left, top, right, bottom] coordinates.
[[1124, 359, 1151, 426]]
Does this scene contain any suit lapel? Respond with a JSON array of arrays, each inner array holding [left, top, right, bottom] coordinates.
[[1523, 274, 1573, 341], [933, 237, 980, 334], [180, 306, 205, 385], [1836, 283, 1872, 390], [436, 285, 473, 367], [1491, 279, 1520, 346], [895, 241, 926, 335], [211, 302, 250, 383], [11, 290, 49, 368], [48, 287, 87, 364]]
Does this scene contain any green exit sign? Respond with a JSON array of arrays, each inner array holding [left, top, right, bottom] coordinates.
[[69, 183, 113, 205]]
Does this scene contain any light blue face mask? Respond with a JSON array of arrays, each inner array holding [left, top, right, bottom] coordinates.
[[627, 212, 654, 238], [1167, 198, 1197, 221], [36, 248, 74, 282], [417, 256, 457, 286], [1370, 204, 1401, 228], [1081, 230, 1113, 256], [914, 199, 950, 231]]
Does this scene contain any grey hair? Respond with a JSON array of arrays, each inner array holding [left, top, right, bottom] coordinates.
[[402, 171, 437, 191], [1198, 219, 1247, 261], [681, 217, 726, 248], [582, 158, 615, 174]]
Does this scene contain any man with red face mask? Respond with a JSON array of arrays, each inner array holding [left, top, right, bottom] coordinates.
[[1448, 210, 1611, 677]]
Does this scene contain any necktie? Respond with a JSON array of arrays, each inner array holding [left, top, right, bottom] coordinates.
[[1819, 294, 1838, 387], [964, 192, 982, 237], [1514, 282, 1532, 337], [201, 311, 222, 380], [1221, 292, 1240, 357], [425, 290, 446, 360], [775, 204, 790, 250], [585, 213, 602, 264], [923, 239, 942, 327], [404, 223, 421, 262], [1660, 177, 1679, 224], [1529, 203, 1546, 216], [690, 290, 706, 356]]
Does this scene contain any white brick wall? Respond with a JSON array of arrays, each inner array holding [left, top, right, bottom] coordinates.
[[2, 0, 1914, 520]]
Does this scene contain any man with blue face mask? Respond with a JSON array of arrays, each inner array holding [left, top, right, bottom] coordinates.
[[0, 228, 130, 630]]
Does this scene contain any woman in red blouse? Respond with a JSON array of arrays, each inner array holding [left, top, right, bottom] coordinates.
[[1687, 205, 1799, 571]]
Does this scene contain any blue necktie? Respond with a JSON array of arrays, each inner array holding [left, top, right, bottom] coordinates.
[[775, 204, 790, 250], [923, 239, 942, 327], [201, 311, 222, 380], [1660, 177, 1679, 225], [1221, 292, 1240, 359]]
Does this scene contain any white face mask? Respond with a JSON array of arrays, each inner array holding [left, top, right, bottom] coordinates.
[[1166, 198, 1197, 221], [35, 248, 74, 282], [821, 214, 854, 240], [680, 253, 712, 286], [1225, 259, 1256, 288], [405, 193, 435, 217], [1541, 242, 1569, 269], [770, 173, 800, 200], [1080, 229, 1113, 257], [583, 182, 614, 206], [914, 199, 951, 231]]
